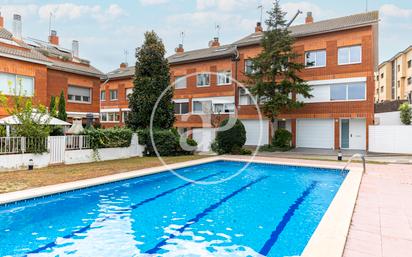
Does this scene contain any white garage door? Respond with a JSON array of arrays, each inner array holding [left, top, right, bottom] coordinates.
[[297, 119, 334, 149], [241, 120, 269, 146], [192, 128, 216, 152]]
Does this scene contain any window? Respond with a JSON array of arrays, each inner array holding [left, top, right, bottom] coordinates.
[[0, 73, 34, 96], [380, 86, 384, 93], [196, 74, 210, 87], [330, 82, 366, 101], [125, 88, 133, 100], [110, 90, 118, 101], [213, 103, 235, 113], [338, 45, 362, 65], [305, 50, 326, 68], [397, 81, 400, 87], [238, 88, 255, 105], [408, 77, 412, 85], [174, 102, 189, 114], [193, 100, 212, 113], [100, 90, 106, 101], [100, 112, 120, 122], [217, 71, 231, 85], [397, 65, 401, 72], [408, 60, 411, 68], [376, 75, 379, 81], [122, 111, 130, 123], [175, 76, 187, 89], [381, 73, 384, 78], [68, 85, 91, 103], [245, 59, 255, 74]]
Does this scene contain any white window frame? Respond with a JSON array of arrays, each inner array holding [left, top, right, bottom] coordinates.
[[213, 103, 235, 113], [174, 101, 189, 115], [125, 88, 133, 101], [68, 85, 92, 104], [305, 49, 326, 68], [122, 111, 130, 123], [0, 72, 35, 97], [238, 87, 256, 105], [100, 90, 106, 101], [174, 76, 187, 89], [192, 100, 212, 114], [338, 45, 362, 65], [109, 89, 118, 101], [100, 111, 120, 123], [217, 71, 232, 86], [196, 73, 210, 87], [244, 59, 256, 74]]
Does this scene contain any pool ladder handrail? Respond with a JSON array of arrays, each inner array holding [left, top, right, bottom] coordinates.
[[342, 153, 366, 174]]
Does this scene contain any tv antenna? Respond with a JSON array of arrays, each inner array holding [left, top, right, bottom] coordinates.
[[215, 24, 221, 38], [258, 4, 263, 24], [124, 49, 129, 64], [365, 0, 368, 12], [180, 31, 185, 45], [48, 12, 54, 36]]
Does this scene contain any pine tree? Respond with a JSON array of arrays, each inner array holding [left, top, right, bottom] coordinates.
[[127, 31, 174, 129], [248, 1, 312, 123], [58, 90, 67, 121], [49, 96, 57, 117]]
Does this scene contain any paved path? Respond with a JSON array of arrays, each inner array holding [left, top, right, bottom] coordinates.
[[343, 163, 412, 257]]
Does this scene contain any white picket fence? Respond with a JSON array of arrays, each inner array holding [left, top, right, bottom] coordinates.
[[0, 134, 143, 171]]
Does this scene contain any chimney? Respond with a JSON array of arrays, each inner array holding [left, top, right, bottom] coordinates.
[[255, 22, 263, 33], [12, 14, 22, 40], [0, 12, 4, 28], [209, 37, 220, 48], [72, 40, 79, 58], [49, 30, 59, 45], [120, 62, 128, 69], [305, 12, 314, 24], [175, 44, 184, 54]]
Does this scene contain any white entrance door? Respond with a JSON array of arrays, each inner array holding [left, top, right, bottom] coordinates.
[[241, 120, 269, 146], [192, 128, 215, 152], [349, 119, 366, 150], [296, 119, 334, 149]]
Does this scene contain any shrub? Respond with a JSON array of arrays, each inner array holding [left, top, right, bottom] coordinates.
[[138, 128, 196, 156], [0, 126, 6, 137], [213, 118, 247, 154], [399, 103, 412, 125], [85, 127, 133, 149], [272, 128, 292, 148], [50, 126, 64, 136]]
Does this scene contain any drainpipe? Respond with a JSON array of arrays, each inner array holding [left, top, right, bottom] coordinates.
[[232, 45, 240, 110], [100, 75, 110, 123]]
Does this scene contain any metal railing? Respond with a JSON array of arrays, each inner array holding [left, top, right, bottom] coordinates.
[[342, 153, 366, 174], [65, 135, 91, 150], [0, 137, 48, 155]]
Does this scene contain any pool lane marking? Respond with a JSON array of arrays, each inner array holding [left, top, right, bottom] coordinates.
[[145, 176, 269, 254], [258, 181, 318, 256], [25, 170, 228, 255]]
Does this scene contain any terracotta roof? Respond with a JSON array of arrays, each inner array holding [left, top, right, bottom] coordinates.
[[0, 28, 13, 40], [234, 11, 379, 47], [49, 59, 104, 78], [168, 45, 237, 65], [106, 66, 135, 79]]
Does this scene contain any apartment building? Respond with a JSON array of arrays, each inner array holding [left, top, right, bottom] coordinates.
[[375, 45, 412, 103], [100, 63, 134, 127], [0, 13, 102, 123], [169, 11, 379, 151]]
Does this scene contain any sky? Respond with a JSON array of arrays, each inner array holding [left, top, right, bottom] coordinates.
[[0, 0, 411, 73]]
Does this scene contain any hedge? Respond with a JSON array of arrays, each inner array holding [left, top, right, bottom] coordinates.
[[85, 127, 133, 149]]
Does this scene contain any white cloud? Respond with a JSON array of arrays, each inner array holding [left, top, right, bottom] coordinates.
[[37, 3, 125, 23], [0, 4, 38, 19], [140, 0, 169, 6], [380, 4, 412, 18]]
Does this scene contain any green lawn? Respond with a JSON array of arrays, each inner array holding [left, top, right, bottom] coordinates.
[[0, 155, 209, 194]]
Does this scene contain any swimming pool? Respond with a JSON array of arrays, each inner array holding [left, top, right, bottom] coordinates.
[[0, 160, 347, 257]]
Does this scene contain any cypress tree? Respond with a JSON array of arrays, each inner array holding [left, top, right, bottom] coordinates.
[[248, 1, 312, 123], [58, 90, 67, 121], [127, 31, 174, 129], [49, 96, 57, 117]]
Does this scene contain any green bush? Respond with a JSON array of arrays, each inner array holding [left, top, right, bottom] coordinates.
[[138, 129, 197, 156], [272, 128, 292, 148], [85, 127, 133, 149], [213, 118, 247, 154], [0, 126, 6, 137], [50, 126, 64, 136], [399, 103, 412, 125]]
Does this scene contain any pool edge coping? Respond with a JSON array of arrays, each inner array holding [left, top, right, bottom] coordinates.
[[0, 155, 361, 257]]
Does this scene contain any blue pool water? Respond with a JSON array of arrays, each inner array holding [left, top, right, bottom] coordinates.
[[0, 160, 346, 257]]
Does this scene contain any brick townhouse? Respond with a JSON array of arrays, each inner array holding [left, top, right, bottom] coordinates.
[[0, 13, 102, 123], [102, 11, 378, 151], [100, 63, 134, 127], [168, 11, 379, 151]]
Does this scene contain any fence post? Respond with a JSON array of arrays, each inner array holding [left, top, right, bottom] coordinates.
[[79, 136, 83, 150], [21, 137, 26, 154]]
